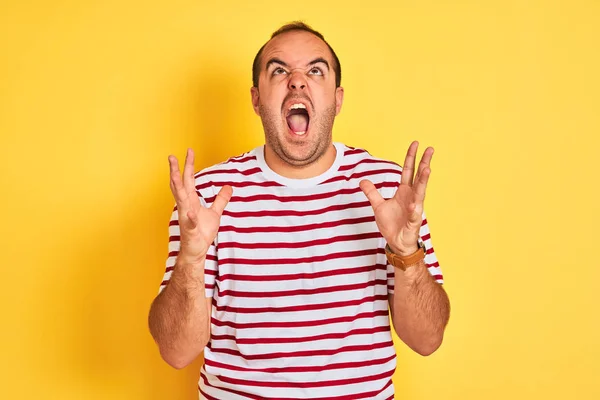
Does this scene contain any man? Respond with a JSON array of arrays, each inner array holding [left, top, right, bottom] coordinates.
[[149, 22, 450, 399]]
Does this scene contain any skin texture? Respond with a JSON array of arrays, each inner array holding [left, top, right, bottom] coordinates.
[[148, 29, 450, 369]]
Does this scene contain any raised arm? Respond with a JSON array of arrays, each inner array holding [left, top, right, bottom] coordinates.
[[148, 149, 232, 368]]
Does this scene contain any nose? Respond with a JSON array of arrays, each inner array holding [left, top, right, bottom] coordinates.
[[288, 70, 307, 91]]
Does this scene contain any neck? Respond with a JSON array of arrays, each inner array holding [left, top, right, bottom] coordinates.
[[264, 143, 337, 179]]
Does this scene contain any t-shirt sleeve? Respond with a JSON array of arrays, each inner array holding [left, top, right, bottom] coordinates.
[[158, 195, 218, 298], [387, 211, 444, 294]]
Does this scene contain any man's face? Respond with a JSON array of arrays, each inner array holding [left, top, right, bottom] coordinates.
[[251, 30, 344, 167]]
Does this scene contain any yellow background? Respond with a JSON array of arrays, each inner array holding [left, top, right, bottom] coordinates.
[[1, 0, 598, 399]]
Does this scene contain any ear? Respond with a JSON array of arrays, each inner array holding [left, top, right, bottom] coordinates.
[[250, 87, 260, 116], [335, 86, 344, 116]]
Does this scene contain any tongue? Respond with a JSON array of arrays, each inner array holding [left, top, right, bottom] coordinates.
[[286, 114, 308, 134]]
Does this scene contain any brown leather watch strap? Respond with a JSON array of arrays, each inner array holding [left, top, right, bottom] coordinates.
[[385, 243, 426, 271]]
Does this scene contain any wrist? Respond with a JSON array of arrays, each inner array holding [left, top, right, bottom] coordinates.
[[176, 250, 207, 267], [388, 243, 419, 257], [385, 241, 426, 271]]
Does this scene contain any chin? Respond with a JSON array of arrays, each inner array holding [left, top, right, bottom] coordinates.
[[281, 144, 316, 165], [283, 137, 330, 167]]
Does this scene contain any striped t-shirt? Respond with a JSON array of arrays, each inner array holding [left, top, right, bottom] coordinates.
[[160, 142, 443, 399]]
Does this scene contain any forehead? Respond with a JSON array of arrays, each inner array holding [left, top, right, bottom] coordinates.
[[261, 30, 333, 67]]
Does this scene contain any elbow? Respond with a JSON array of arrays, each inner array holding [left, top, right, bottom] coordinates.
[[159, 346, 201, 370], [150, 334, 208, 369], [412, 335, 444, 357], [164, 356, 191, 370], [156, 334, 209, 369], [151, 329, 208, 370], [394, 323, 446, 357], [162, 353, 188, 370]]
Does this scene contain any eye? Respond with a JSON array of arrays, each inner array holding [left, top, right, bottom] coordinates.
[[309, 67, 323, 76], [273, 67, 287, 75]]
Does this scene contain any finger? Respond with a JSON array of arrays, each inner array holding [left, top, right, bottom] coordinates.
[[182, 148, 197, 194], [169, 155, 189, 207], [414, 146, 434, 186], [400, 141, 419, 186], [210, 185, 233, 216], [359, 179, 385, 210], [413, 166, 431, 206]]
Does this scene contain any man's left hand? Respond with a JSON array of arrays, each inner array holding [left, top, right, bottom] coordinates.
[[359, 141, 434, 257]]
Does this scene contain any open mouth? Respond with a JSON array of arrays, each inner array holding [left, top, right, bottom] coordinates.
[[286, 103, 310, 136]]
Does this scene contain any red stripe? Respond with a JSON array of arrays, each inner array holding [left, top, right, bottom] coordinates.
[[200, 376, 259, 400], [218, 231, 382, 249], [219, 216, 375, 234], [210, 325, 391, 345], [204, 182, 398, 204], [218, 248, 384, 266], [211, 309, 389, 329], [213, 367, 395, 389], [321, 168, 401, 184], [343, 148, 368, 156], [196, 166, 262, 179], [225, 155, 256, 164], [196, 180, 283, 190], [217, 278, 387, 298], [218, 263, 386, 282], [338, 157, 399, 171], [208, 340, 394, 361], [222, 200, 371, 218], [200, 369, 394, 400], [213, 294, 389, 314], [198, 387, 220, 400], [204, 353, 395, 373]]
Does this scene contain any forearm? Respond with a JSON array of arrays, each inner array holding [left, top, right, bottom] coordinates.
[[391, 259, 450, 356], [148, 257, 210, 368]]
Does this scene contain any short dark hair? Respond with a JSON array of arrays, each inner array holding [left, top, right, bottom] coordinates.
[[252, 21, 342, 88]]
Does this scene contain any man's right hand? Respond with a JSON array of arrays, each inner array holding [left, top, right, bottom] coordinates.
[[169, 148, 232, 266]]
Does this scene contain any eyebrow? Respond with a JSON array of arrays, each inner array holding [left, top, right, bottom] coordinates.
[[265, 57, 330, 71], [308, 58, 330, 70], [265, 58, 288, 70]]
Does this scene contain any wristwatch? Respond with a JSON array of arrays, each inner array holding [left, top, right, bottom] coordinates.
[[385, 241, 426, 271]]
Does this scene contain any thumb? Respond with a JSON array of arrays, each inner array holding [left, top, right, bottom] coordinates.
[[211, 185, 233, 216], [359, 179, 385, 210]]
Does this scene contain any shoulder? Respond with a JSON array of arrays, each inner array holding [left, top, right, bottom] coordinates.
[[337, 143, 403, 176], [193, 147, 261, 198]]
